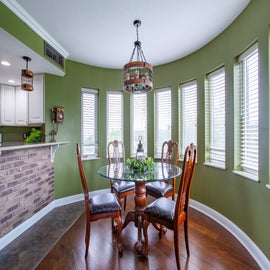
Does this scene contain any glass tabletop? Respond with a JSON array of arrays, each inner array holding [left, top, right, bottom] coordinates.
[[98, 162, 182, 182]]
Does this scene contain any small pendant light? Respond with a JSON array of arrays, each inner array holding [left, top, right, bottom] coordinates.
[[21, 56, 34, 91]]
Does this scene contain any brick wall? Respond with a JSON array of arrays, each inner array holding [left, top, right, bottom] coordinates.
[[0, 146, 54, 237]]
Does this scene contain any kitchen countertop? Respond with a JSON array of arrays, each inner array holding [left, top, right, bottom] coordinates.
[[0, 141, 70, 161], [0, 141, 69, 152]]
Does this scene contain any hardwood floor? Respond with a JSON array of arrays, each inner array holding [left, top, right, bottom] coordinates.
[[36, 196, 260, 270]]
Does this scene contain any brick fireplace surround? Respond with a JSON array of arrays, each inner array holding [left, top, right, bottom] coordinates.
[[0, 146, 55, 238]]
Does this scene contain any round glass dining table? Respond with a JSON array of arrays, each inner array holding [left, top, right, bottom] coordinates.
[[98, 162, 182, 254]]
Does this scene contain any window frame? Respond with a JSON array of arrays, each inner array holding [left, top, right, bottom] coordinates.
[[81, 88, 99, 160], [179, 80, 197, 159], [154, 87, 172, 158], [205, 67, 226, 168], [234, 42, 259, 181], [106, 91, 124, 152], [130, 93, 148, 157]]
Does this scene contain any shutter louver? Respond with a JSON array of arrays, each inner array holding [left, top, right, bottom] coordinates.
[[207, 67, 226, 165], [106, 91, 124, 148], [131, 94, 147, 157], [81, 89, 98, 158], [154, 88, 171, 158], [181, 81, 197, 158], [239, 44, 259, 176]]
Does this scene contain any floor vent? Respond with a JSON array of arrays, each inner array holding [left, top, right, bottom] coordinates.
[[44, 41, 65, 69]]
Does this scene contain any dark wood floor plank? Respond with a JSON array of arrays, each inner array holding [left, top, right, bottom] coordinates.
[[36, 196, 260, 270]]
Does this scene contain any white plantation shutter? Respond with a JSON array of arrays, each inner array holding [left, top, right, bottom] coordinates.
[[106, 91, 123, 147], [130, 94, 147, 157], [207, 67, 226, 165], [81, 88, 98, 159], [154, 87, 171, 158], [238, 43, 259, 176], [180, 80, 197, 158]]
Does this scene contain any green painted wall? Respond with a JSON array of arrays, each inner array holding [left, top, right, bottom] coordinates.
[[1, 0, 270, 260]]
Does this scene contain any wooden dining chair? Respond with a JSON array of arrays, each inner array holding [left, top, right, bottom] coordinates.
[[146, 140, 179, 200], [76, 143, 123, 258], [107, 140, 135, 210], [142, 143, 196, 270]]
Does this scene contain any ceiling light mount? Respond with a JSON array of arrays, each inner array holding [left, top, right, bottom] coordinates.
[[21, 56, 34, 91], [123, 20, 153, 94]]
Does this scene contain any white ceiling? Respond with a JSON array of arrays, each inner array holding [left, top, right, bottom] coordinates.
[[0, 28, 65, 85], [0, 0, 250, 85]]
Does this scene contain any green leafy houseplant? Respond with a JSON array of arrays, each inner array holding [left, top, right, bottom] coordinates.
[[24, 128, 42, 143], [126, 157, 154, 172]]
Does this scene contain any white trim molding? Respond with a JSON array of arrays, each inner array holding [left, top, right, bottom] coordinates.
[[190, 199, 270, 270], [1, 0, 69, 58], [0, 189, 109, 251], [1, 190, 269, 269], [0, 199, 54, 250]]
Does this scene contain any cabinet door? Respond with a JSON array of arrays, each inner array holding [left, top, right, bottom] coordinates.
[[0, 85, 15, 125], [15, 86, 28, 126], [28, 74, 44, 124]]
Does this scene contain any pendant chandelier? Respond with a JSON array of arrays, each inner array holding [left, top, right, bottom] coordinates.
[[123, 20, 153, 94], [21, 56, 34, 91]]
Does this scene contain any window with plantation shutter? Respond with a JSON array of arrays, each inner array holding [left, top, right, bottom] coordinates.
[[154, 87, 171, 158], [179, 80, 197, 159], [237, 43, 259, 179], [81, 88, 98, 159], [205, 67, 226, 167], [106, 91, 123, 149], [130, 94, 147, 157]]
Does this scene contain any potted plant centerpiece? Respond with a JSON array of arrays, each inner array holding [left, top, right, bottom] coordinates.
[[126, 156, 154, 172]]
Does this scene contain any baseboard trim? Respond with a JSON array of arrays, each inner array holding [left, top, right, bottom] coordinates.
[[1, 190, 269, 269], [190, 199, 270, 270], [0, 189, 110, 251]]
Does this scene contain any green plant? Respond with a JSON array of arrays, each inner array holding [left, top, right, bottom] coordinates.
[[24, 128, 42, 143], [126, 157, 154, 172]]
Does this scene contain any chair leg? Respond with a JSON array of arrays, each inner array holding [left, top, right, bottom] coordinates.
[[124, 196, 127, 210], [114, 215, 123, 255], [142, 219, 150, 257], [174, 227, 181, 270], [158, 225, 167, 238], [184, 219, 190, 256], [111, 218, 116, 233], [150, 222, 167, 238], [85, 221, 90, 258]]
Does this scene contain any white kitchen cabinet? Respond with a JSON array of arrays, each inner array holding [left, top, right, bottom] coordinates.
[[28, 74, 44, 124], [0, 74, 44, 126], [0, 85, 15, 125], [15, 86, 28, 126]]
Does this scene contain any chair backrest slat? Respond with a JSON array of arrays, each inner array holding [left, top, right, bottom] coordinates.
[[107, 140, 125, 164], [161, 140, 179, 166], [174, 143, 196, 221], [76, 144, 90, 210]]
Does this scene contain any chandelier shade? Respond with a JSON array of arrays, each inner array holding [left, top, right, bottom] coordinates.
[[21, 56, 34, 91], [123, 20, 153, 94]]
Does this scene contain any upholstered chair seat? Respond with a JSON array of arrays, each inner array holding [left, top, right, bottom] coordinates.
[[90, 193, 121, 215], [112, 181, 135, 194], [145, 182, 174, 198], [144, 197, 175, 223]]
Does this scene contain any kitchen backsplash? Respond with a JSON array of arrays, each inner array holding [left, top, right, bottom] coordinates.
[[0, 125, 45, 143]]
